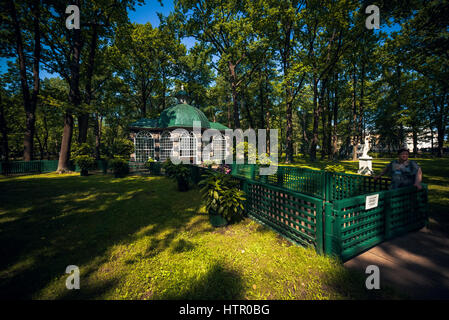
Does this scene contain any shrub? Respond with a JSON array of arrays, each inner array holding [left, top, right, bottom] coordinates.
[[112, 138, 134, 159], [74, 155, 96, 176], [108, 157, 129, 178], [199, 172, 246, 224], [163, 160, 190, 191], [145, 157, 155, 169], [73, 143, 93, 157], [73, 143, 95, 176], [162, 159, 177, 177]]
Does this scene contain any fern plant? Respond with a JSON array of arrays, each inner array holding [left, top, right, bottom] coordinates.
[[199, 172, 246, 224]]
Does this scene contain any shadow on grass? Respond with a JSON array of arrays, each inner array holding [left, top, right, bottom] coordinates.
[[159, 262, 245, 300], [0, 174, 203, 299]]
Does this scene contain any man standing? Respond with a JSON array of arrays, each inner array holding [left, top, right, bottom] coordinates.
[[374, 149, 423, 190]]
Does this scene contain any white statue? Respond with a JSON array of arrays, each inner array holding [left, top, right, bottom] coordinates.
[[358, 136, 373, 175], [361, 136, 371, 158]]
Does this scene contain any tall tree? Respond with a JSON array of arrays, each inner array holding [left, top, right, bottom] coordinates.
[[3, 0, 41, 161], [175, 0, 268, 128]]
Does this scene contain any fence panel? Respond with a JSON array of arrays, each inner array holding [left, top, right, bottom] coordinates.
[[241, 179, 324, 253], [1, 160, 109, 175], [231, 164, 327, 199], [327, 172, 390, 201], [324, 185, 428, 261]]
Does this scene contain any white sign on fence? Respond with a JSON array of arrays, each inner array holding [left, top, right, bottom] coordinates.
[[365, 194, 379, 210]]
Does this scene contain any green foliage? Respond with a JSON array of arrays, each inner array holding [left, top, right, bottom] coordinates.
[[162, 159, 176, 177], [73, 143, 95, 175], [73, 143, 92, 157], [199, 172, 246, 223], [163, 160, 190, 191], [74, 155, 96, 170], [108, 157, 129, 178], [111, 138, 134, 160]]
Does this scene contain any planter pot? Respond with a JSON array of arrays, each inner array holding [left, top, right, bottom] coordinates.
[[114, 171, 128, 178], [209, 213, 228, 228], [177, 178, 189, 192], [149, 162, 161, 175]]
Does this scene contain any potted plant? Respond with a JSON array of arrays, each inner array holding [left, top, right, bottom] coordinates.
[[145, 157, 160, 175], [108, 157, 130, 178], [172, 165, 190, 191], [74, 155, 95, 176], [199, 172, 246, 227], [163, 161, 190, 191], [73, 143, 95, 176]]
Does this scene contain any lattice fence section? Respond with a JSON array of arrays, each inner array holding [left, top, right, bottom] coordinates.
[[326, 185, 428, 261], [232, 164, 326, 199], [388, 186, 427, 235], [243, 179, 323, 251], [327, 172, 390, 201]]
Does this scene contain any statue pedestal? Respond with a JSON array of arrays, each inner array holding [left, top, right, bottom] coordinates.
[[358, 156, 373, 175]]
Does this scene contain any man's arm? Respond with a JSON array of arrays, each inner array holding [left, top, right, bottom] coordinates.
[[374, 165, 389, 181]]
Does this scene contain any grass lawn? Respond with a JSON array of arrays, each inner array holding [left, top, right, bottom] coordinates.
[[286, 157, 449, 235], [0, 173, 401, 300]]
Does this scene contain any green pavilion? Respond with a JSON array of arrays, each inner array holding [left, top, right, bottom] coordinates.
[[129, 103, 230, 164]]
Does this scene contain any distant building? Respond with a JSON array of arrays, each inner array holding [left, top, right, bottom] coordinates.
[[367, 129, 434, 154]]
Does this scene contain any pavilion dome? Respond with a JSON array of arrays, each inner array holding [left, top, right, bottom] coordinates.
[[158, 103, 211, 129]]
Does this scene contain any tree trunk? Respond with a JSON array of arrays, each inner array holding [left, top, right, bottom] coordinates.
[[266, 110, 271, 154], [77, 114, 89, 144], [412, 129, 418, 156], [351, 69, 358, 161], [0, 96, 8, 161], [78, 21, 99, 144], [94, 112, 102, 160], [8, 0, 41, 161], [228, 62, 241, 129], [58, 1, 82, 172], [242, 96, 254, 128], [331, 75, 339, 160], [310, 76, 319, 161], [58, 112, 75, 172], [436, 124, 445, 157]]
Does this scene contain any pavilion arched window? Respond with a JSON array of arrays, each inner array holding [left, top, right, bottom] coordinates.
[[180, 132, 197, 158], [212, 134, 226, 161], [135, 131, 155, 162], [159, 131, 173, 162]]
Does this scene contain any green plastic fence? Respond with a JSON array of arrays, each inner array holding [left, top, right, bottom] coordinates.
[[230, 163, 427, 261], [0, 160, 108, 175], [324, 184, 428, 261], [231, 164, 391, 201], [241, 178, 324, 253]]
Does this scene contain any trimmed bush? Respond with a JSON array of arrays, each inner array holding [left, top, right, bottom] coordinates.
[[109, 157, 129, 178], [74, 155, 96, 176]]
